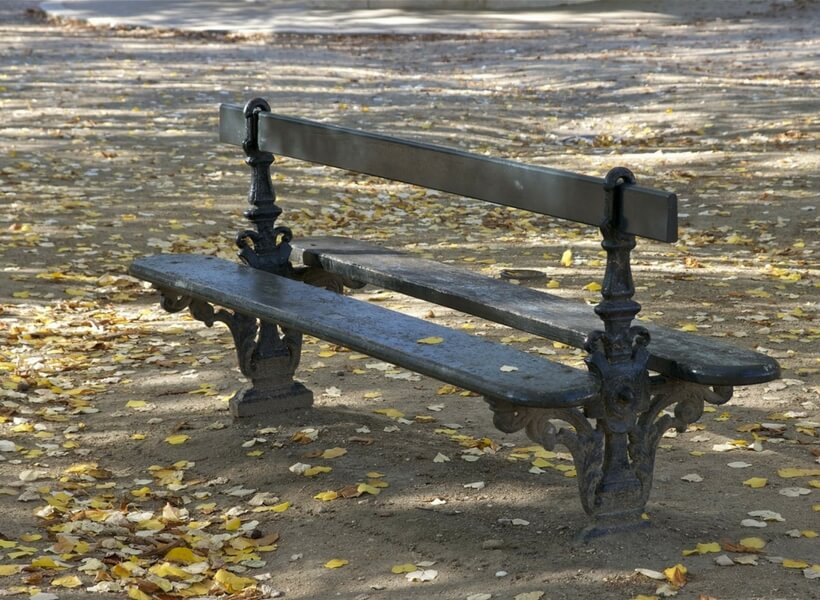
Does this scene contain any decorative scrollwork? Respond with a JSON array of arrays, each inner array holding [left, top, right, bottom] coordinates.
[[485, 398, 604, 516], [487, 378, 734, 531], [159, 290, 191, 313]]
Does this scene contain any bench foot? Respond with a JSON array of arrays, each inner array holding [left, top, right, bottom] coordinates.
[[577, 513, 649, 542], [159, 291, 313, 417], [230, 382, 313, 417], [487, 380, 732, 537]]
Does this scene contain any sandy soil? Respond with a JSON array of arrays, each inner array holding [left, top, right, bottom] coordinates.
[[0, 1, 817, 599]]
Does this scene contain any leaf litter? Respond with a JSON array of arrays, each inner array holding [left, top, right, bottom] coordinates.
[[1, 2, 818, 599]]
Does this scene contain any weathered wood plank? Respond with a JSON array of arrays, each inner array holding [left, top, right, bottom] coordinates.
[[291, 236, 781, 386], [130, 254, 599, 408], [219, 104, 677, 242]]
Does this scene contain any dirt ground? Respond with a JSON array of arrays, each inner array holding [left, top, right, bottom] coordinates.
[[0, 1, 818, 599]]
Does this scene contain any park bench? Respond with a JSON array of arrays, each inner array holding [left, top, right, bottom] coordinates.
[[129, 98, 780, 538]]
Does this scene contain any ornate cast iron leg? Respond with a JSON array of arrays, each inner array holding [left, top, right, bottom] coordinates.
[[217, 97, 314, 417], [486, 380, 732, 539], [487, 167, 735, 539], [157, 290, 313, 417]]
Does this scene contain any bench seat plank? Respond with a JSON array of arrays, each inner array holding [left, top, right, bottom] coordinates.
[[130, 254, 600, 409], [291, 236, 780, 387]]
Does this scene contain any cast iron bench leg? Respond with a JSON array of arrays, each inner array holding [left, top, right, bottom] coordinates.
[[157, 291, 314, 417], [489, 168, 734, 538], [487, 380, 733, 539]]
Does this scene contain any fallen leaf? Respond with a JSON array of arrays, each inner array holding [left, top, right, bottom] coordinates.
[[406, 569, 438, 582], [314, 490, 339, 501], [321, 447, 348, 459], [782, 559, 809, 569], [417, 336, 444, 345], [778, 467, 820, 478], [374, 408, 405, 419], [663, 563, 687, 586], [213, 568, 256, 593], [683, 542, 721, 555], [743, 477, 767, 488], [324, 558, 349, 569], [779, 487, 811, 497], [739, 537, 766, 550], [164, 434, 190, 445], [635, 568, 666, 580], [391, 563, 417, 574], [51, 574, 82, 588]]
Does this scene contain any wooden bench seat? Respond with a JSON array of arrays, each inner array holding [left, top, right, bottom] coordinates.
[[291, 236, 780, 386], [130, 254, 599, 408]]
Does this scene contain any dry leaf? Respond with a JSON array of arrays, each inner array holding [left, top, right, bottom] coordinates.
[[324, 559, 349, 569]]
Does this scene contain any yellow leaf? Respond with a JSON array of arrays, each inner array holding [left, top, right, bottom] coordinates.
[[417, 336, 444, 345], [64, 287, 87, 297], [52, 575, 82, 588], [663, 563, 687, 586], [126, 400, 146, 409], [391, 563, 417, 574], [743, 477, 768, 488], [12, 291, 30, 299], [318, 350, 337, 358], [739, 537, 766, 550], [322, 447, 348, 459], [357, 483, 381, 495], [31, 557, 63, 569], [778, 467, 820, 478], [0, 565, 22, 576], [303, 466, 332, 477], [271, 501, 291, 513], [560, 249, 573, 267], [164, 434, 190, 445], [130, 486, 151, 498], [373, 408, 405, 419], [678, 323, 698, 332], [131, 433, 146, 440], [164, 546, 205, 564], [128, 588, 152, 600], [247, 450, 264, 457], [801, 530, 818, 538], [324, 559, 349, 569], [213, 568, 256, 593], [582, 281, 602, 292], [546, 279, 560, 289], [782, 559, 809, 569], [683, 542, 721, 556], [314, 491, 339, 501], [367, 471, 385, 478], [223, 517, 242, 531], [149, 562, 191, 580]]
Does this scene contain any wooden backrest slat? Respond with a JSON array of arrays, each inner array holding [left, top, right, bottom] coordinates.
[[219, 103, 677, 242]]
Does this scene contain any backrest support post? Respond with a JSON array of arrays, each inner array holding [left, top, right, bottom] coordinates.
[[593, 167, 644, 364], [235, 97, 293, 277]]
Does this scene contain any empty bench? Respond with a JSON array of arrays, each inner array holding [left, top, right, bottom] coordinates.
[[129, 98, 780, 539]]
